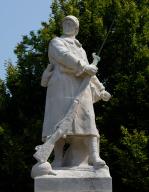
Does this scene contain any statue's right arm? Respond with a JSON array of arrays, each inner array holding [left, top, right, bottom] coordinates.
[[48, 37, 85, 75]]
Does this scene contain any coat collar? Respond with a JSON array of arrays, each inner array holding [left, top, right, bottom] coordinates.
[[60, 36, 82, 48]]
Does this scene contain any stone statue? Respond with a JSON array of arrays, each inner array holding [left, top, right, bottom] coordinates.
[[31, 15, 111, 178]]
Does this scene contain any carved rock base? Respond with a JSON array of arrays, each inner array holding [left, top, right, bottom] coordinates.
[[34, 165, 112, 192]]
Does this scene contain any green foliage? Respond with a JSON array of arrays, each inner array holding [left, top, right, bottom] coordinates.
[[0, 0, 149, 192], [101, 126, 149, 192]]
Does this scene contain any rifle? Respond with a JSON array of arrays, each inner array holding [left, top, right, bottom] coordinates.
[[33, 76, 91, 163]]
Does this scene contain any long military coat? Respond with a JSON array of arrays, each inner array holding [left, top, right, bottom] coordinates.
[[42, 35, 104, 139]]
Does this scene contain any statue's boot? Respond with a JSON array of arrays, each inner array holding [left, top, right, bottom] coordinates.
[[88, 136, 106, 168]]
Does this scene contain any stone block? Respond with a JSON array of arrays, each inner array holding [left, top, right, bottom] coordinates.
[[34, 166, 112, 192]]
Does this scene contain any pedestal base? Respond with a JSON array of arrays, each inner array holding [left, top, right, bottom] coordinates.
[[34, 166, 112, 192]]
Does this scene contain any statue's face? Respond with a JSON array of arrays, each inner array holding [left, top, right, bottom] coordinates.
[[63, 19, 79, 36]]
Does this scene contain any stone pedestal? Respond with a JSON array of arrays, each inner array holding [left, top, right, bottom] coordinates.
[[34, 165, 112, 192]]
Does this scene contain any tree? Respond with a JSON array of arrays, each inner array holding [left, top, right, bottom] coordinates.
[[101, 126, 149, 192]]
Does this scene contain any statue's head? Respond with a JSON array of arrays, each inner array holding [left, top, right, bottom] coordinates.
[[62, 15, 79, 36]]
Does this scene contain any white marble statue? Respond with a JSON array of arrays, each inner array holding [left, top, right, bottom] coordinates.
[[31, 15, 111, 178]]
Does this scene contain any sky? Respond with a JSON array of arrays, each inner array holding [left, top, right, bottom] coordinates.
[[0, 0, 52, 80]]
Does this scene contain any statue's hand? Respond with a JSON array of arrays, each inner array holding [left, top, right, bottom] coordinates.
[[100, 90, 111, 101], [41, 64, 54, 87], [84, 65, 98, 76]]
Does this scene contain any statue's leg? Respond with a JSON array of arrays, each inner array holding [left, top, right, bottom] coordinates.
[[63, 136, 89, 167], [52, 138, 65, 167], [86, 136, 106, 167]]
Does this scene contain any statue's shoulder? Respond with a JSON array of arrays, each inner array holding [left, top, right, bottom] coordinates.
[[50, 36, 65, 46]]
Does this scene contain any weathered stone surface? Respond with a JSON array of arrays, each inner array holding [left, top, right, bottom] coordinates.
[[32, 16, 112, 192], [35, 166, 112, 192]]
